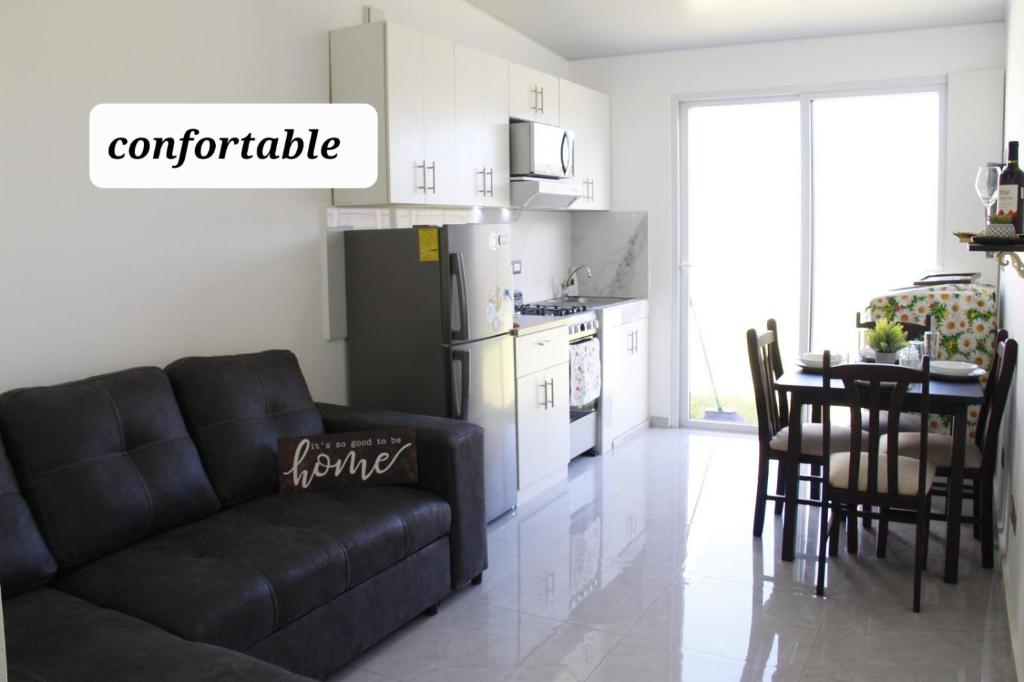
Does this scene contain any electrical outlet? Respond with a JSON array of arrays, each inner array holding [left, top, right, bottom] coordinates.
[[1012, 494, 1018, 536], [511, 260, 522, 274]]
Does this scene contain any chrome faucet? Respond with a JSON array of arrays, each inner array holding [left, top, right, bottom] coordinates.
[[561, 265, 592, 299]]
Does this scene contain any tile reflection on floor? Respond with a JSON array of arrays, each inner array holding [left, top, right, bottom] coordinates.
[[329, 428, 1017, 681]]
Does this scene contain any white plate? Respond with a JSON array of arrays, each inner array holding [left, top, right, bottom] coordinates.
[[931, 360, 979, 377], [798, 352, 844, 368]]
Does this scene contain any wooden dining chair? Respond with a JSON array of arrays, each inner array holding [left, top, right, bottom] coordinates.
[[884, 334, 1017, 569], [747, 325, 865, 537], [856, 311, 931, 340], [815, 354, 935, 612], [855, 312, 932, 435]]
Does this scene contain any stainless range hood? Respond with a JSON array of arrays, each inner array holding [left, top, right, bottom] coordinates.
[[510, 178, 581, 209]]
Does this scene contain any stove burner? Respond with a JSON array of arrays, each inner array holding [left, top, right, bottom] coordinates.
[[517, 303, 588, 317]]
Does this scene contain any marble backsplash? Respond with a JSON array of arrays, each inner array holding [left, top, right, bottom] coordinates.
[[570, 211, 649, 298]]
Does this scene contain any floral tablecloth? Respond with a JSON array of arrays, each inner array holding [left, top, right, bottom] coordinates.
[[867, 283, 997, 438]]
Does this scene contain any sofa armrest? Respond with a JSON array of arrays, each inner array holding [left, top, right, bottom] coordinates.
[[316, 403, 487, 589]]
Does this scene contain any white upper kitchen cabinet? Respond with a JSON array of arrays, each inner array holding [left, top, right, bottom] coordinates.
[[560, 79, 611, 210], [509, 62, 560, 126], [421, 32, 456, 205], [330, 22, 457, 206], [453, 44, 509, 207]]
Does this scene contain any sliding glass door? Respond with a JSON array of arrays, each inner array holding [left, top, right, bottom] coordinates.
[[685, 100, 803, 425], [682, 88, 942, 427]]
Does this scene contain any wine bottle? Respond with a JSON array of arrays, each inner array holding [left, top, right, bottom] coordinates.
[[997, 140, 1024, 233]]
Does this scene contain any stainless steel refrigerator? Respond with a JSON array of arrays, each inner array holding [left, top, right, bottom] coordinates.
[[344, 224, 517, 521]]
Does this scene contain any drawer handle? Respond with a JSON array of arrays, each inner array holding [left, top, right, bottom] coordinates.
[[534, 340, 551, 346]]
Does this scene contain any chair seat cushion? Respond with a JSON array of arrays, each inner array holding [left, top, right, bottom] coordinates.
[[828, 452, 937, 496], [860, 409, 923, 433], [769, 424, 868, 457], [55, 486, 450, 651], [880, 432, 984, 470], [4, 588, 305, 682]]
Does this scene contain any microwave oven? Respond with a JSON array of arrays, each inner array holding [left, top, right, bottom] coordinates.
[[509, 121, 575, 179]]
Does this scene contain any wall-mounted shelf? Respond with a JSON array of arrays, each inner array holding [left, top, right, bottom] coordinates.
[[968, 244, 1024, 252], [967, 243, 1024, 278]]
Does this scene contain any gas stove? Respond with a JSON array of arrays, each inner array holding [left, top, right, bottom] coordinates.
[[516, 303, 587, 317], [516, 302, 598, 341]]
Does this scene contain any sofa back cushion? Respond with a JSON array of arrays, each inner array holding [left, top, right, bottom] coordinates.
[[0, 367, 220, 567], [165, 350, 325, 507], [0, 438, 57, 595]]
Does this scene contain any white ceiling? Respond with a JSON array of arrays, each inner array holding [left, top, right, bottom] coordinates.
[[467, 0, 1006, 59]]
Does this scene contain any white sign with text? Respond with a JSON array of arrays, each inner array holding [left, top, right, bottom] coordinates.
[[89, 103, 377, 188]]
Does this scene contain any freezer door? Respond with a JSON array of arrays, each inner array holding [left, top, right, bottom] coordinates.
[[448, 334, 517, 521], [344, 228, 447, 416], [442, 223, 514, 343]]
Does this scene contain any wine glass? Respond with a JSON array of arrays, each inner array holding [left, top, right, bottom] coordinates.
[[975, 165, 1001, 217]]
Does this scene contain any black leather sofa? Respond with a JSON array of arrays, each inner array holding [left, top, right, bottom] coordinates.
[[0, 350, 487, 680]]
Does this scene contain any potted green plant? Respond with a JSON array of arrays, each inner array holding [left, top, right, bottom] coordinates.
[[867, 319, 909, 364], [987, 211, 1016, 238]]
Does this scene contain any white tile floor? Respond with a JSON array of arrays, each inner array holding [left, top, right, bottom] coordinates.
[[329, 428, 1017, 681]]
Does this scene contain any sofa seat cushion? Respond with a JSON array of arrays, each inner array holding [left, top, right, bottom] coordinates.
[[4, 588, 307, 682], [56, 486, 451, 651], [166, 350, 325, 507], [769, 424, 869, 457], [0, 440, 57, 596], [0, 367, 220, 567], [880, 432, 985, 470]]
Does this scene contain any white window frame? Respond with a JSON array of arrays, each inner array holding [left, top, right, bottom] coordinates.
[[671, 78, 947, 432]]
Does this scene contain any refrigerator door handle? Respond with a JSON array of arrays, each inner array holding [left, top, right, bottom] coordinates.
[[450, 252, 470, 341], [451, 349, 470, 420]]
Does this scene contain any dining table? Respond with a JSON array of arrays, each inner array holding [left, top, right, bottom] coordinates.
[[775, 368, 985, 584]]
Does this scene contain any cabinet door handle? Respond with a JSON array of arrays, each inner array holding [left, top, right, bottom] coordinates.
[[547, 378, 555, 408], [530, 86, 540, 112], [539, 87, 545, 114], [486, 168, 494, 196], [416, 161, 426, 192], [539, 379, 549, 409], [589, 178, 595, 201], [476, 168, 486, 195], [427, 162, 437, 194]]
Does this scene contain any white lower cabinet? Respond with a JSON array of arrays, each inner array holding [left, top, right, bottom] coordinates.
[[515, 327, 569, 500], [597, 301, 650, 452]]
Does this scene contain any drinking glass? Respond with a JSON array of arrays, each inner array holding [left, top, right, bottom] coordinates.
[[923, 331, 939, 360], [975, 165, 1001, 218], [902, 340, 924, 369]]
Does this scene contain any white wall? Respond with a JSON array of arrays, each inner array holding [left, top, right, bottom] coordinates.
[[569, 23, 1007, 423], [0, 0, 567, 399], [510, 212, 572, 303], [1000, 0, 1024, 670]]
